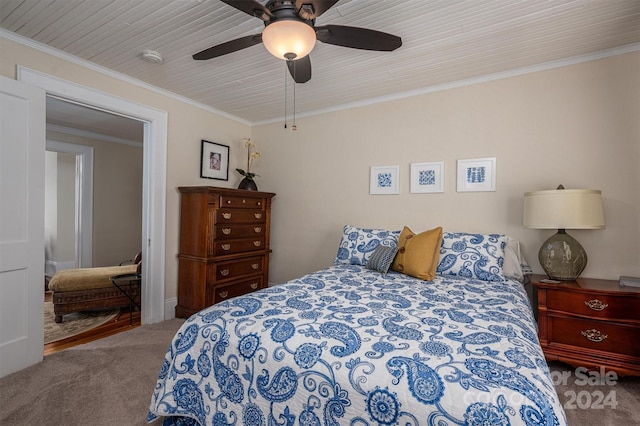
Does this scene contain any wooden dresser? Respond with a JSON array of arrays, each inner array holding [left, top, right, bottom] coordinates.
[[175, 186, 276, 318], [533, 275, 640, 375]]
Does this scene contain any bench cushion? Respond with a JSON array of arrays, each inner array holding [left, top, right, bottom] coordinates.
[[49, 264, 138, 292]]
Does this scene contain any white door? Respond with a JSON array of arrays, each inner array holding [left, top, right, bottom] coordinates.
[[0, 76, 46, 377]]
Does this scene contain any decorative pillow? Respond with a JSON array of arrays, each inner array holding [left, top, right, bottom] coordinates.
[[366, 245, 399, 274], [437, 232, 507, 282], [391, 226, 443, 281], [334, 225, 401, 266]]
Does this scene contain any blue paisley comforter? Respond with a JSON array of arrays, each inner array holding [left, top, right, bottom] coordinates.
[[148, 265, 566, 426]]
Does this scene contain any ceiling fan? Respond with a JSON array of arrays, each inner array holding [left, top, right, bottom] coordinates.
[[193, 0, 402, 83]]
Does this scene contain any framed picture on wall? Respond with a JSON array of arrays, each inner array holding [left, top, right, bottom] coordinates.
[[410, 161, 444, 193], [456, 157, 496, 192], [370, 165, 400, 195], [200, 140, 229, 180]]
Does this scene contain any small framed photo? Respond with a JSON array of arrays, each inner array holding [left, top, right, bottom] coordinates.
[[200, 140, 229, 180], [370, 165, 399, 195], [411, 161, 444, 193], [457, 157, 496, 192]]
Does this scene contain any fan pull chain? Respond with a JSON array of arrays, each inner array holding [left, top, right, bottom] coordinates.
[[283, 63, 288, 129], [292, 76, 297, 131]]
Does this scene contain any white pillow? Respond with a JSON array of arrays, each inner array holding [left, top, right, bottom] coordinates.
[[502, 237, 531, 283]]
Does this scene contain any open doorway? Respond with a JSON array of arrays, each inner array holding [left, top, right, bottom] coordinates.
[[44, 97, 145, 350], [19, 66, 168, 329]]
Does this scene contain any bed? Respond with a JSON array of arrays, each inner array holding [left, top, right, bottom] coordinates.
[[48, 253, 141, 323], [148, 226, 566, 426]]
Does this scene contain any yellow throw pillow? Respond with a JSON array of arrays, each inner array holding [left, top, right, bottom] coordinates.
[[392, 226, 443, 281]]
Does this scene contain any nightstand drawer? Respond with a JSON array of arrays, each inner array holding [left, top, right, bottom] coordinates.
[[547, 289, 640, 321], [549, 315, 640, 357]]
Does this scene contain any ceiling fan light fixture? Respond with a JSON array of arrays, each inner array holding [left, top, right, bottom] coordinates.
[[262, 19, 316, 60]]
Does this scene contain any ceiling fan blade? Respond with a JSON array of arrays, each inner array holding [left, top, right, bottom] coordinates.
[[315, 25, 402, 51], [193, 34, 263, 60], [287, 55, 312, 83], [218, 0, 273, 21], [295, 0, 340, 20]]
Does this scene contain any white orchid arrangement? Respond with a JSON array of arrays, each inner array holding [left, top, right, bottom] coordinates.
[[236, 138, 261, 180]]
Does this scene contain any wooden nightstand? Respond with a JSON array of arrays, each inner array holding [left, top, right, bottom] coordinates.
[[532, 274, 640, 376]]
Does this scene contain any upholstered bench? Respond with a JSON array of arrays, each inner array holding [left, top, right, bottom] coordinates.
[[48, 261, 141, 323]]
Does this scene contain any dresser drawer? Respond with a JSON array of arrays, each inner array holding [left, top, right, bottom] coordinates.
[[213, 257, 263, 281], [214, 209, 265, 224], [213, 237, 265, 256], [213, 276, 264, 303], [547, 289, 640, 321], [214, 223, 265, 240], [549, 315, 640, 357], [219, 195, 265, 209]]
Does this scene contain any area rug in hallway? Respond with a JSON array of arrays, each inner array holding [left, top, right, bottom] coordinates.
[[44, 301, 119, 344]]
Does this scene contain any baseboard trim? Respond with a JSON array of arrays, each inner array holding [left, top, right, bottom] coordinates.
[[164, 298, 177, 321]]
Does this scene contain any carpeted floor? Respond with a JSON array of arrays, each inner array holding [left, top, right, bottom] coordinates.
[[1, 319, 639, 425]]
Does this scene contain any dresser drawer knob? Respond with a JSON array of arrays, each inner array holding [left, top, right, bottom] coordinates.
[[222, 228, 232, 235], [222, 212, 232, 220], [253, 241, 261, 247], [221, 244, 231, 251], [219, 291, 229, 299], [226, 200, 232, 204], [251, 263, 259, 270], [257, 201, 261, 206], [219, 269, 230, 276], [254, 213, 262, 219], [581, 329, 608, 343], [585, 299, 608, 311], [254, 227, 262, 233], [250, 282, 258, 290]]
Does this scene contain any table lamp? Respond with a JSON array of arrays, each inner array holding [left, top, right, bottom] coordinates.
[[523, 185, 604, 281]]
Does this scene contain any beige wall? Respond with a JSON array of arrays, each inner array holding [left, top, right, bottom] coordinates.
[[2, 35, 638, 300], [254, 52, 640, 282], [1, 36, 251, 300]]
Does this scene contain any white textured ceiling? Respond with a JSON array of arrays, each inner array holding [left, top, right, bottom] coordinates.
[[2, 0, 640, 126]]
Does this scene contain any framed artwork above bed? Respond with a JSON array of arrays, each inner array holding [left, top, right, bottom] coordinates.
[[457, 157, 496, 192], [370, 165, 399, 195], [410, 161, 444, 193]]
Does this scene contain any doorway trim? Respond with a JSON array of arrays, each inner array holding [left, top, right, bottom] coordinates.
[[19, 67, 167, 324], [46, 140, 94, 270]]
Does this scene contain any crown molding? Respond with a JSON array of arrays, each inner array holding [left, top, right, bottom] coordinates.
[[0, 29, 251, 126]]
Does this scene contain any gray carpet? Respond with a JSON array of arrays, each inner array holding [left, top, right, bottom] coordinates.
[[0, 319, 638, 425]]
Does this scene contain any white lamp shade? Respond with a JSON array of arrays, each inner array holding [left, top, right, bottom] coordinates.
[[262, 20, 316, 60], [523, 189, 605, 229]]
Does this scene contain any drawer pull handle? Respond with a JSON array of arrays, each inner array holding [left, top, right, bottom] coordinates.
[[251, 263, 259, 270], [222, 213, 232, 220], [222, 228, 232, 235], [219, 291, 229, 299], [253, 241, 261, 247], [585, 299, 608, 311], [219, 269, 230, 276], [257, 201, 261, 206], [221, 244, 231, 251], [250, 283, 258, 290], [581, 329, 608, 343], [254, 227, 262, 233], [226, 200, 232, 204], [254, 213, 262, 219]]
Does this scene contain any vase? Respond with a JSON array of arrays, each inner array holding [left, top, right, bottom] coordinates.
[[238, 177, 258, 191]]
